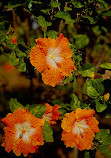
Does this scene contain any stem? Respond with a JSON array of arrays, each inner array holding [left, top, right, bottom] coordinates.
[[73, 146, 78, 158], [56, 0, 60, 11]]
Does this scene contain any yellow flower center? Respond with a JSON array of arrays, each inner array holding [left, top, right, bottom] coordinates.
[[73, 119, 89, 136], [42, 113, 52, 122], [15, 121, 35, 142], [46, 47, 63, 68]]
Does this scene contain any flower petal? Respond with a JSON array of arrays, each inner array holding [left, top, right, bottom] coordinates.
[[1, 127, 15, 153], [75, 108, 95, 121], [30, 46, 48, 72], [42, 68, 63, 87], [61, 131, 77, 148], [86, 117, 100, 133], [61, 111, 76, 132], [56, 33, 72, 58], [77, 129, 94, 150], [59, 58, 76, 77]]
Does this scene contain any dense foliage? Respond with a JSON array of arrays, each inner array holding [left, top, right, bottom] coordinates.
[[0, 0, 111, 158]]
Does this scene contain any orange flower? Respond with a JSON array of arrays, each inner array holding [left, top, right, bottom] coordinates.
[[61, 108, 99, 150], [11, 36, 17, 44], [41, 103, 60, 124], [4, 62, 14, 71], [30, 33, 76, 86], [1, 108, 44, 157]]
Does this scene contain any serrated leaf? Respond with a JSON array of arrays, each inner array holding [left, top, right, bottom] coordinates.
[[58, 108, 67, 116], [98, 145, 111, 157], [82, 15, 95, 24], [72, 1, 84, 8], [9, 52, 19, 66], [64, 73, 74, 84], [50, 1, 61, 8], [102, 10, 111, 17], [84, 151, 90, 158], [46, 30, 58, 39], [54, 11, 73, 24], [71, 94, 81, 110], [95, 129, 111, 145], [8, 2, 22, 9], [37, 16, 52, 27], [26, 104, 46, 118], [86, 79, 105, 99], [100, 63, 111, 69], [95, 99, 107, 112], [43, 121, 54, 142], [74, 34, 89, 49], [78, 63, 95, 78], [0, 34, 6, 44], [92, 26, 101, 35], [9, 98, 24, 113], [98, 0, 108, 10], [17, 58, 26, 72]]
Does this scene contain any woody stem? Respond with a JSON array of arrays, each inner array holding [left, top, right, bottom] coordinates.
[[73, 146, 78, 158]]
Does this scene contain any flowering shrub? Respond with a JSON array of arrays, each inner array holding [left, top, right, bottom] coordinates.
[[0, 0, 111, 158]]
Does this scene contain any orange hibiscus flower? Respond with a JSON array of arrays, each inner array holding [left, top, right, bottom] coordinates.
[[61, 108, 99, 150], [41, 103, 60, 124], [1, 108, 44, 157], [11, 36, 17, 44], [30, 33, 76, 87]]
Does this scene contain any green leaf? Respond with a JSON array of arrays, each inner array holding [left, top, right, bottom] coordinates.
[[17, 58, 26, 72], [98, 145, 111, 157], [64, 73, 74, 84], [54, 11, 73, 24], [46, 30, 58, 39], [86, 79, 104, 99], [78, 63, 95, 78], [43, 121, 54, 142], [82, 15, 95, 24], [95, 129, 111, 145], [100, 62, 111, 69], [8, 2, 22, 9], [9, 52, 19, 66], [0, 22, 5, 31], [84, 151, 90, 158], [98, 0, 108, 10], [16, 50, 27, 58], [26, 104, 46, 118], [58, 108, 67, 116], [0, 34, 6, 44], [37, 16, 52, 27], [92, 26, 101, 35], [102, 10, 111, 17], [50, 1, 61, 8], [74, 34, 89, 49], [40, 9, 50, 14], [72, 1, 84, 8], [9, 98, 24, 113], [71, 94, 81, 110], [95, 99, 107, 112]]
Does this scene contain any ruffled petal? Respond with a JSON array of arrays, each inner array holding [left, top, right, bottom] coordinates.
[[86, 117, 100, 133], [42, 68, 63, 87], [1, 127, 15, 153], [36, 38, 55, 51], [30, 46, 48, 72], [77, 129, 94, 150], [56, 34, 72, 58], [61, 131, 77, 148], [75, 108, 95, 121], [31, 127, 44, 146], [61, 111, 76, 132], [59, 58, 76, 77], [13, 139, 38, 157]]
